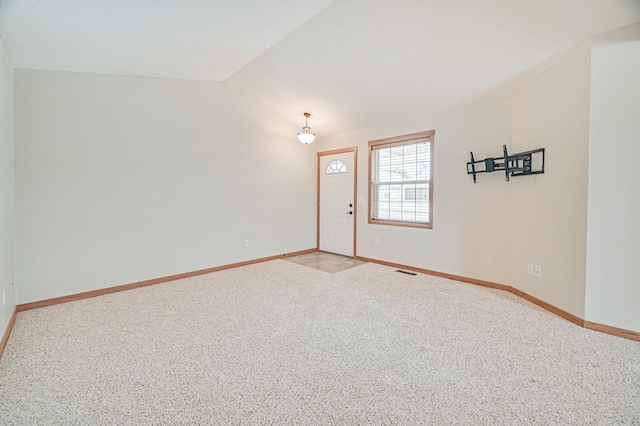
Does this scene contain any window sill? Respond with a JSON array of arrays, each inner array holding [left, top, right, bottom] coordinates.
[[368, 218, 432, 229]]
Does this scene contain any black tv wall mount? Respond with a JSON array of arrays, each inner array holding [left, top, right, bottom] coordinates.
[[467, 145, 545, 183]]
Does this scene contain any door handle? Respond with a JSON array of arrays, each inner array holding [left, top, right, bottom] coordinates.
[[346, 211, 353, 215]]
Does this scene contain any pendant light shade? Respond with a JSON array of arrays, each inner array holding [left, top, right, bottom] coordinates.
[[297, 112, 316, 144]]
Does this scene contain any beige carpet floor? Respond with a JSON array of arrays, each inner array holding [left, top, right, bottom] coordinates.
[[0, 260, 639, 424]]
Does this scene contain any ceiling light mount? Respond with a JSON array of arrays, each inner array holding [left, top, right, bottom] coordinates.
[[297, 112, 316, 144]]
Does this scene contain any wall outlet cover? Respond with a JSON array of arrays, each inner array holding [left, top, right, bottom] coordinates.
[[527, 263, 534, 275], [534, 265, 542, 278]]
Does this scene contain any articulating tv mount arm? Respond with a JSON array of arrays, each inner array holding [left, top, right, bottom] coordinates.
[[467, 145, 545, 183]]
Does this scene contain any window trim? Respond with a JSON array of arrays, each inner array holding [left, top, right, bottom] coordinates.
[[368, 130, 434, 229]]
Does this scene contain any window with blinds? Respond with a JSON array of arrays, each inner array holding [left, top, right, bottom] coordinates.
[[368, 130, 434, 229]]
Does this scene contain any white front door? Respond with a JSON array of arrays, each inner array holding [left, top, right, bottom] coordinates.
[[319, 151, 355, 257]]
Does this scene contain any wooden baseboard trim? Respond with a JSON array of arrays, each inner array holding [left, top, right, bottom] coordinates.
[[12, 249, 639, 344], [508, 287, 584, 326], [584, 321, 640, 342], [0, 307, 17, 359], [355, 255, 639, 342], [354, 256, 512, 292], [17, 248, 318, 312]]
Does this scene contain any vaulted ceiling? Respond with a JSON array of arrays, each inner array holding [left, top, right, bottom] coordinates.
[[1, 0, 639, 136]]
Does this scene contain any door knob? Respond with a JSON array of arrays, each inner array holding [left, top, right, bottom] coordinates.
[[346, 211, 353, 215], [349, 203, 353, 207]]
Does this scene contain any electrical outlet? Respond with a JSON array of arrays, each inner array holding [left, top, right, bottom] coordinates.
[[374, 238, 379, 246], [534, 265, 542, 278], [527, 263, 534, 275], [244, 240, 250, 248]]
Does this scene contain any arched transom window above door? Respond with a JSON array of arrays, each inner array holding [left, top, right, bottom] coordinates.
[[326, 159, 348, 174]]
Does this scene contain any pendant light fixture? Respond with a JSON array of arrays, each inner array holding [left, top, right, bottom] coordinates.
[[297, 112, 316, 144]]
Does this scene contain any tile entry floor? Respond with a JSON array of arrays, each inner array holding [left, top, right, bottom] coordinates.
[[284, 251, 366, 273]]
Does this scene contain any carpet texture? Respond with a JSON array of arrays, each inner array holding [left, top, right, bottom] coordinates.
[[0, 260, 639, 424]]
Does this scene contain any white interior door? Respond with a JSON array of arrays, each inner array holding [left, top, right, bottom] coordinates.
[[319, 152, 355, 257]]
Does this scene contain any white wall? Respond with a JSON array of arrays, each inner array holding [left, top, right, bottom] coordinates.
[[15, 70, 317, 304], [585, 23, 640, 332], [10, 26, 638, 333], [0, 36, 16, 333], [511, 41, 591, 318], [319, 97, 514, 285], [319, 42, 593, 321]]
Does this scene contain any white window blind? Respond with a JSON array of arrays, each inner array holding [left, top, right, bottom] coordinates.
[[369, 131, 434, 228]]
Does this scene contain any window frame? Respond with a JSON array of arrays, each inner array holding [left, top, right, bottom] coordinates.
[[368, 130, 435, 229]]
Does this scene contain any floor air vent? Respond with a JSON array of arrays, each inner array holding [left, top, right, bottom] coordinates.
[[396, 269, 417, 276]]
